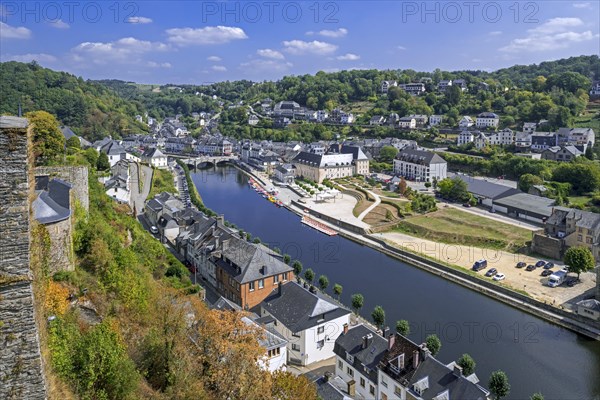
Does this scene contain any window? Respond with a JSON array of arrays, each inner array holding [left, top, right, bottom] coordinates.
[[578, 234, 583, 242], [283, 272, 288, 281], [346, 352, 354, 363], [317, 326, 325, 334], [395, 385, 402, 395], [317, 340, 324, 349], [258, 279, 264, 289], [370, 385, 375, 395], [338, 360, 343, 369], [346, 367, 354, 377], [586, 236, 593, 244], [292, 344, 300, 351], [381, 376, 388, 387], [273, 275, 279, 284], [268, 347, 281, 358], [382, 394, 388, 400], [360, 377, 365, 388], [292, 332, 301, 338], [249, 281, 255, 291]]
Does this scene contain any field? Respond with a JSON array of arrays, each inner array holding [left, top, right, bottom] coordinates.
[[393, 207, 532, 252], [149, 168, 176, 198], [573, 100, 600, 132]]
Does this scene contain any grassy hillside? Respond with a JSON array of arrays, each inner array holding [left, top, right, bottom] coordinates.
[[0, 61, 148, 141]]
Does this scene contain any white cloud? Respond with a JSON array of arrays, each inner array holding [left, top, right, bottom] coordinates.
[[2, 53, 57, 63], [257, 48, 284, 59], [397, 45, 407, 50], [573, 2, 592, 9], [71, 37, 169, 65], [166, 26, 247, 45], [207, 56, 222, 62], [127, 16, 153, 24], [147, 61, 171, 68], [307, 28, 348, 38], [240, 59, 293, 73], [500, 17, 598, 52], [212, 65, 227, 72], [0, 22, 31, 39], [489, 31, 502, 36], [337, 53, 360, 61], [48, 19, 70, 29], [282, 40, 338, 55]]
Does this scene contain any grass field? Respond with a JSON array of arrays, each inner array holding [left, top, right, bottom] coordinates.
[[393, 207, 532, 252], [149, 168, 176, 198], [573, 100, 600, 132]]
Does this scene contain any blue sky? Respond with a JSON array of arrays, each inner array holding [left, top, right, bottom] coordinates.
[[1, 1, 599, 84]]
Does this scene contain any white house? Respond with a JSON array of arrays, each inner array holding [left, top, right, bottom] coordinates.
[[438, 80, 452, 92], [142, 147, 168, 169], [381, 80, 398, 93], [258, 282, 351, 367], [398, 117, 416, 129], [590, 81, 600, 96], [248, 115, 260, 126], [476, 112, 500, 129], [515, 132, 533, 150], [474, 132, 490, 149], [488, 128, 515, 146], [393, 149, 447, 182], [575, 299, 600, 321], [523, 122, 537, 133], [457, 130, 475, 146], [100, 141, 134, 167], [242, 317, 288, 372], [104, 160, 130, 204], [458, 116, 474, 128], [429, 115, 443, 126], [398, 82, 426, 96]]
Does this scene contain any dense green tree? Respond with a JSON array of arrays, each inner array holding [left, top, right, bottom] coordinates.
[[530, 393, 544, 400], [283, 254, 291, 264], [351, 293, 364, 315], [457, 353, 476, 376], [318, 275, 329, 291], [25, 110, 65, 165], [371, 306, 385, 330], [304, 268, 315, 284], [489, 370, 511, 400], [518, 173, 544, 192], [379, 145, 399, 163], [395, 319, 410, 336], [96, 151, 110, 170], [66, 136, 80, 149], [552, 161, 600, 194], [333, 284, 343, 300], [292, 260, 303, 277], [437, 177, 470, 202], [564, 246, 595, 280], [425, 334, 442, 356]]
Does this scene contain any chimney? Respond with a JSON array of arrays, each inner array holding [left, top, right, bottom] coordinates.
[[412, 350, 420, 369], [383, 326, 390, 338], [453, 364, 463, 377], [388, 332, 396, 351], [324, 371, 333, 383], [278, 280, 283, 296], [347, 380, 355, 397], [362, 333, 373, 349], [343, 323, 349, 335]]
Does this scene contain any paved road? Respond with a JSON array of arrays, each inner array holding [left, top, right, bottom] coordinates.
[[130, 163, 153, 216], [443, 202, 542, 230]]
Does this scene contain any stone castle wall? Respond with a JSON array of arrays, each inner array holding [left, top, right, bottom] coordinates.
[[0, 122, 47, 399]]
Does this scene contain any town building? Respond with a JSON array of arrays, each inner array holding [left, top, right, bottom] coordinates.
[[475, 112, 500, 129], [104, 160, 130, 203], [398, 117, 416, 129], [393, 149, 447, 182], [292, 144, 369, 183], [274, 163, 295, 185], [258, 282, 351, 366], [523, 122, 537, 133], [541, 146, 582, 162], [408, 114, 428, 128], [458, 116, 474, 128], [398, 83, 426, 96], [453, 78, 468, 91], [429, 115, 443, 126], [590, 80, 600, 97], [248, 115, 260, 126], [142, 147, 168, 169], [575, 299, 600, 321], [531, 132, 557, 152], [457, 130, 475, 145], [488, 128, 515, 146], [273, 101, 306, 119], [557, 127, 595, 152], [438, 80, 452, 92], [370, 115, 386, 126], [515, 132, 533, 151]]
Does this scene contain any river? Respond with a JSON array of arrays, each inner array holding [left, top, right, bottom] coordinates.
[[192, 165, 600, 400]]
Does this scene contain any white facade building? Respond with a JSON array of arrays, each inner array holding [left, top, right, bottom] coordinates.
[[393, 149, 447, 182]]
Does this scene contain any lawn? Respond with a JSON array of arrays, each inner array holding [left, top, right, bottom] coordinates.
[[568, 195, 592, 209], [393, 207, 532, 252], [149, 168, 176, 198], [573, 100, 600, 132]]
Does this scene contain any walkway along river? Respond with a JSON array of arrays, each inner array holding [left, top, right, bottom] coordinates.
[[192, 166, 600, 400]]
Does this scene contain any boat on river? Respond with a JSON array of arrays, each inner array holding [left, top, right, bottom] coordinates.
[[301, 215, 337, 236]]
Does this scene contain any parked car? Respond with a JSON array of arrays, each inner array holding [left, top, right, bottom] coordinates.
[[516, 261, 526, 268], [150, 226, 158, 234], [493, 273, 506, 281], [535, 260, 546, 268], [526, 264, 536, 271], [472, 259, 488, 271], [541, 270, 553, 277], [485, 268, 498, 277], [544, 262, 554, 270], [462, 203, 472, 208]]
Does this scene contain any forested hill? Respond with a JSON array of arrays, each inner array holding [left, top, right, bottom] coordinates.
[[0, 61, 148, 141]]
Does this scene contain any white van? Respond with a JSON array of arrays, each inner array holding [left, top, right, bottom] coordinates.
[[547, 270, 567, 287]]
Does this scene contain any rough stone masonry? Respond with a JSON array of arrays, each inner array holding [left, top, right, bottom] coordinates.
[[0, 116, 47, 399]]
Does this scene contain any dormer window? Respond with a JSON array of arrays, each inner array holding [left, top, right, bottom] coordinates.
[[345, 351, 354, 364], [413, 376, 429, 396]]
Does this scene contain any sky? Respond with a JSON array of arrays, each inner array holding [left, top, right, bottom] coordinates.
[[1, 1, 599, 84]]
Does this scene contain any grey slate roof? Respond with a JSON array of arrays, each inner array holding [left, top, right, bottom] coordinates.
[[334, 324, 388, 383], [315, 376, 354, 400], [450, 174, 519, 200], [101, 141, 126, 156], [32, 178, 72, 224], [143, 147, 166, 158], [59, 125, 76, 140], [242, 316, 288, 350], [566, 208, 600, 230], [493, 192, 556, 217], [219, 238, 293, 284], [260, 282, 350, 333], [577, 299, 600, 311], [395, 149, 446, 165], [408, 356, 489, 400]]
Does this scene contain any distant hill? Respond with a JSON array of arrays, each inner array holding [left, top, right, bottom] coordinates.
[[0, 61, 148, 141]]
